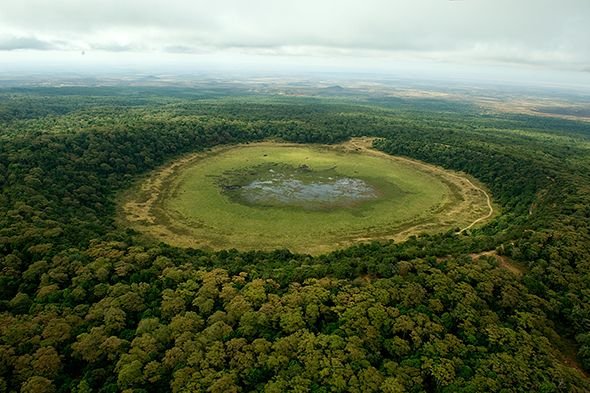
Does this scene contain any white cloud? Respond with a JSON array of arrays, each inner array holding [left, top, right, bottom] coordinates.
[[0, 0, 589, 72], [0, 35, 55, 50]]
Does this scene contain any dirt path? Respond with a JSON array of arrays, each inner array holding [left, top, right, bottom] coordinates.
[[469, 250, 525, 276], [348, 137, 494, 233], [458, 183, 493, 232]]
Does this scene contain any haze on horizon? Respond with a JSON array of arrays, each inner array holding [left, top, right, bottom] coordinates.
[[1, 0, 589, 87]]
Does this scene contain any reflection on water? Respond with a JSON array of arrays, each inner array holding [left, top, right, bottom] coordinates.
[[240, 174, 378, 208]]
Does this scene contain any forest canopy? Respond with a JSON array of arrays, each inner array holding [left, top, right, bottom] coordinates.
[[1, 87, 590, 392]]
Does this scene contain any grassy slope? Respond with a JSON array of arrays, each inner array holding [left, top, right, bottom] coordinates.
[[122, 140, 491, 254]]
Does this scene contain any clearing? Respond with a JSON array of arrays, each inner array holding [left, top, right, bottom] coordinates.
[[120, 138, 494, 254]]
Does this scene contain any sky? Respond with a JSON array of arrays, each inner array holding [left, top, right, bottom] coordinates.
[[0, 0, 589, 85]]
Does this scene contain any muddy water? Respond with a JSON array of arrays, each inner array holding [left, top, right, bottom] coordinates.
[[239, 174, 378, 209]]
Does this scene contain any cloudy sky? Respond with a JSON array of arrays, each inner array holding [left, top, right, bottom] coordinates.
[[1, 0, 589, 81]]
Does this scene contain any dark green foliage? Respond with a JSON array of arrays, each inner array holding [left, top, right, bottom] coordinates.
[[1, 87, 590, 391]]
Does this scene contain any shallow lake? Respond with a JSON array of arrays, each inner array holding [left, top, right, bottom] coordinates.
[[238, 172, 379, 209]]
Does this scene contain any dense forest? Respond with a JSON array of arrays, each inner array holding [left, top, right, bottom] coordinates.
[[1, 87, 590, 392]]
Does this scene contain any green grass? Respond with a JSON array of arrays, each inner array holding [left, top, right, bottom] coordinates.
[[214, 162, 404, 210], [122, 141, 491, 254]]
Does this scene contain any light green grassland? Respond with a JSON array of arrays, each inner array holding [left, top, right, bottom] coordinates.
[[122, 140, 491, 254]]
